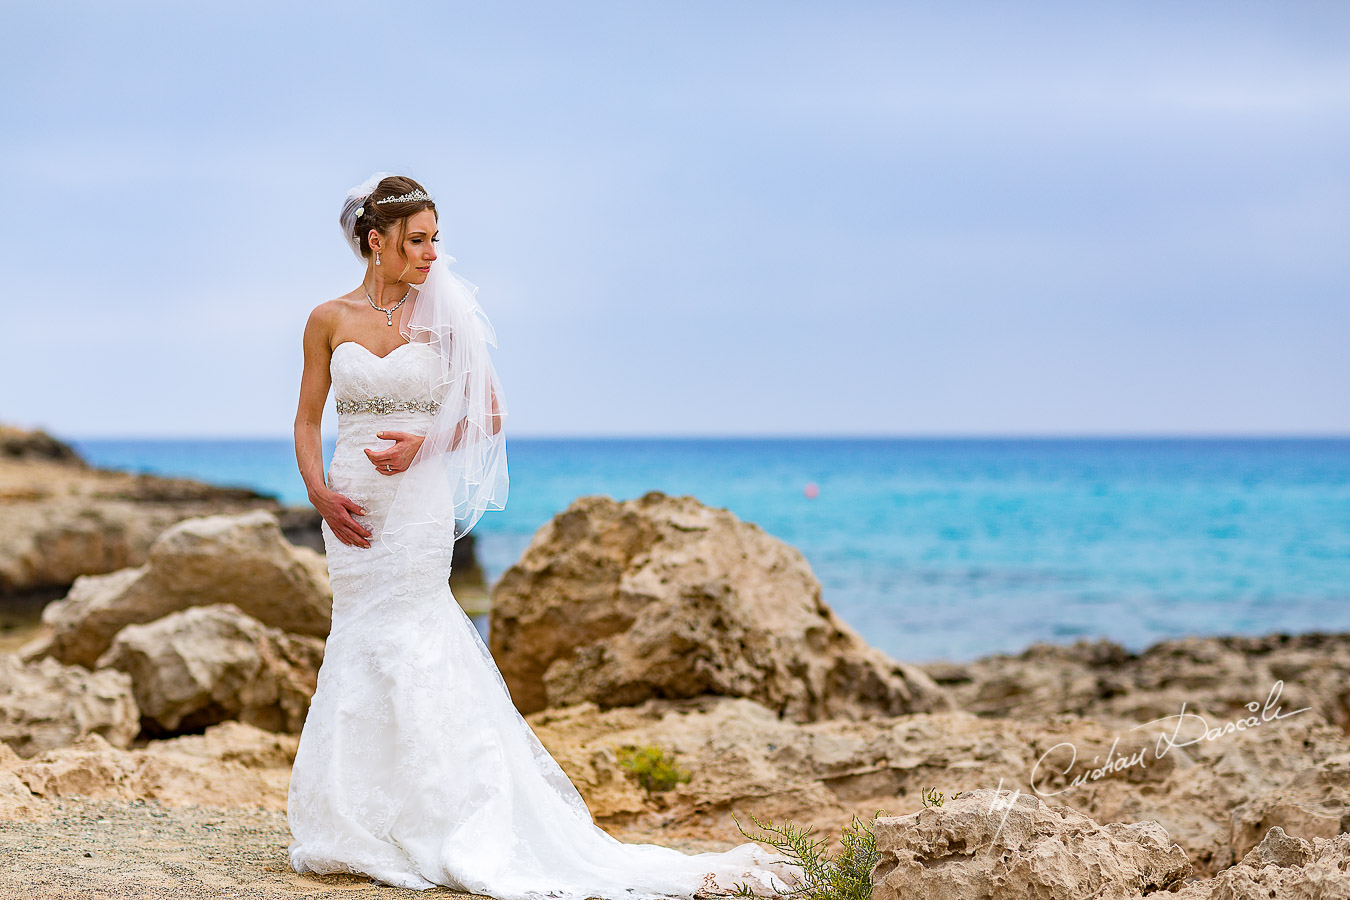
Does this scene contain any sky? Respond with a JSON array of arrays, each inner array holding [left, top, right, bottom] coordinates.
[[1, 1, 1346, 438]]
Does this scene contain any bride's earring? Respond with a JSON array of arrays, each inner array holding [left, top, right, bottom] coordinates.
[[375, 250, 381, 266]]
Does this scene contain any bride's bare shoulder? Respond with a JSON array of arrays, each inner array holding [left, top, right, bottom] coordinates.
[[303, 294, 360, 350], [307, 291, 365, 325], [310, 290, 363, 317]]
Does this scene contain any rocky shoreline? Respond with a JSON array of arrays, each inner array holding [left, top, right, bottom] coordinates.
[[0, 425, 319, 600], [0, 425, 487, 622], [0, 425, 1346, 898]]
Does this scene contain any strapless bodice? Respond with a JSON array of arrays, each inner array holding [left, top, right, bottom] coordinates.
[[330, 340, 445, 415], [323, 340, 447, 558]]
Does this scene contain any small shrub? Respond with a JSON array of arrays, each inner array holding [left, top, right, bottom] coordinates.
[[920, 786, 963, 808], [719, 809, 884, 900], [616, 743, 692, 794]]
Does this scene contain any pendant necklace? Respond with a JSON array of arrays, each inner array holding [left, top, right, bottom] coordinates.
[[366, 286, 411, 326]]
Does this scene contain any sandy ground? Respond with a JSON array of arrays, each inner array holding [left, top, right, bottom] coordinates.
[[0, 797, 480, 900], [0, 796, 755, 900]]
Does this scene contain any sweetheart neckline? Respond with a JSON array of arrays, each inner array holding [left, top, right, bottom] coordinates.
[[333, 340, 423, 361]]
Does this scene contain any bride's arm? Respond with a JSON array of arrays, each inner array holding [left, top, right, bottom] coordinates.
[[488, 377, 503, 436], [294, 305, 335, 499], [446, 376, 503, 451], [295, 304, 371, 547]]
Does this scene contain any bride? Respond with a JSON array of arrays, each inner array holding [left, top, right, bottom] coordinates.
[[287, 173, 797, 899]]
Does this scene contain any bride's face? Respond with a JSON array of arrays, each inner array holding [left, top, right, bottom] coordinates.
[[378, 209, 440, 284]]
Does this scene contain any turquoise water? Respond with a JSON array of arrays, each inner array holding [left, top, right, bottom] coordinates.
[[68, 436, 1350, 663]]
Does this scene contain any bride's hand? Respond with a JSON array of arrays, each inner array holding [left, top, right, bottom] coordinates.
[[313, 488, 372, 548], [365, 431, 425, 475]]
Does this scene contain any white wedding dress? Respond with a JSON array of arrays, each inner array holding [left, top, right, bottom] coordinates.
[[287, 340, 797, 899]]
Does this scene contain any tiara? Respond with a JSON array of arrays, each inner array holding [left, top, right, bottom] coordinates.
[[375, 189, 433, 205]]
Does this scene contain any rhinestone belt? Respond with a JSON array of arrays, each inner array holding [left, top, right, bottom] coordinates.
[[335, 396, 441, 415]]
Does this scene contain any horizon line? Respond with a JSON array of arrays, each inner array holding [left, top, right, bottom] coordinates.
[[60, 431, 1350, 442]]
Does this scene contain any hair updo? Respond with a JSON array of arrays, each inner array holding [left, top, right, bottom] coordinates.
[[351, 175, 438, 260]]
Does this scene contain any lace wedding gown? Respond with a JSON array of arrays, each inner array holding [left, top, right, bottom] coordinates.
[[288, 340, 797, 899]]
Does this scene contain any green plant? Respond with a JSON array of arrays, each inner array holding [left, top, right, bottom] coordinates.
[[920, 786, 963, 808], [615, 743, 692, 794], [718, 809, 885, 900]]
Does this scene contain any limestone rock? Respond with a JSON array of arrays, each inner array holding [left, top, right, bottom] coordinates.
[[491, 492, 948, 721], [11, 732, 140, 801], [1227, 752, 1350, 860], [1237, 825, 1316, 869], [0, 423, 300, 596], [521, 694, 1220, 855], [0, 502, 161, 599], [528, 696, 846, 831], [869, 788, 1192, 900], [24, 509, 332, 668], [928, 632, 1350, 734], [529, 648, 1337, 880], [0, 742, 48, 821], [148, 719, 299, 769], [96, 603, 324, 735], [0, 651, 139, 757], [1168, 829, 1350, 900], [0, 425, 85, 464], [131, 721, 298, 810], [3, 723, 295, 811], [1035, 700, 1349, 876]]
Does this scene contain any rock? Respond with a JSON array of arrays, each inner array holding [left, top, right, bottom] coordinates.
[[869, 788, 1192, 900], [11, 732, 139, 801], [1036, 699, 1349, 876], [148, 719, 299, 769], [0, 425, 85, 464], [96, 603, 324, 735], [1237, 825, 1315, 869], [4, 723, 296, 811], [1168, 830, 1350, 900], [524, 691, 1350, 884], [24, 509, 332, 668], [0, 503, 160, 600], [929, 632, 1350, 734], [0, 742, 47, 821], [275, 504, 326, 555], [524, 695, 1185, 851], [528, 696, 847, 832], [491, 492, 948, 721], [1228, 752, 1350, 860], [0, 651, 139, 757], [0, 770, 44, 820], [0, 423, 303, 597], [131, 721, 298, 810]]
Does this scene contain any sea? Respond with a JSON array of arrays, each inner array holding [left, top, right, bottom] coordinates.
[[66, 436, 1350, 665]]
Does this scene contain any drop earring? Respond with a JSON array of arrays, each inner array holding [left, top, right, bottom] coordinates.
[[375, 250, 381, 266]]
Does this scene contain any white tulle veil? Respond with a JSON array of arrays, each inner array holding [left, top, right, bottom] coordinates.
[[339, 173, 508, 564]]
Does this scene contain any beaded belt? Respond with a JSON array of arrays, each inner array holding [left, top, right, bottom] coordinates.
[[335, 396, 441, 415]]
